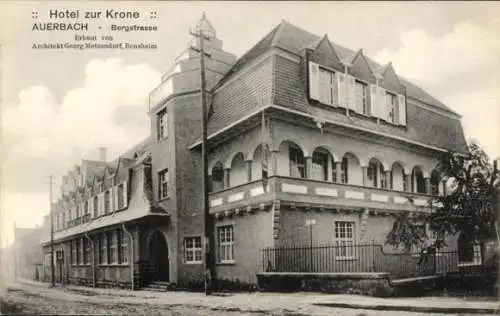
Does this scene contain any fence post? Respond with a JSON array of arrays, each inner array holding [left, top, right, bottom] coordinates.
[[372, 240, 376, 272]]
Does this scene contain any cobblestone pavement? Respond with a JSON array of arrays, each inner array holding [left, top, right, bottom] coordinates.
[[0, 280, 495, 316]]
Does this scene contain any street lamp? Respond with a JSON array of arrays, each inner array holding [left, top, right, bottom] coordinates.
[[190, 13, 216, 296]]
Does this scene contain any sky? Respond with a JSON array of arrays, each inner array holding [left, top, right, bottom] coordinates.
[[0, 1, 499, 247]]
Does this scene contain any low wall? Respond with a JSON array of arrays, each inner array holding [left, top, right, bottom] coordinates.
[[257, 272, 394, 297]]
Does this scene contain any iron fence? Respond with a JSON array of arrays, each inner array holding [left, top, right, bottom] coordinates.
[[262, 243, 462, 279]]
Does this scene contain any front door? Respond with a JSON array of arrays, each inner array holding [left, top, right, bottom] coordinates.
[[148, 231, 169, 281]]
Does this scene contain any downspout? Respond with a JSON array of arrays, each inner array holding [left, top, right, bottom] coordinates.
[[122, 223, 135, 291], [83, 233, 96, 288]]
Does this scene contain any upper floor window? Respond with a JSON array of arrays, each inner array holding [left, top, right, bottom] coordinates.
[[289, 146, 305, 178], [93, 196, 99, 217], [159, 169, 169, 199], [386, 92, 397, 123], [84, 201, 89, 215], [104, 190, 111, 213], [355, 81, 368, 115], [117, 184, 124, 209], [319, 68, 337, 106], [341, 157, 348, 184], [158, 110, 168, 140], [312, 151, 328, 181]]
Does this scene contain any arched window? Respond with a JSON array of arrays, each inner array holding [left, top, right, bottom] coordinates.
[[211, 162, 224, 192], [342, 153, 362, 185], [430, 170, 440, 196], [229, 153, 246, 187], [312, 148, 332, 181], [367, 158, 388, 188], [288, 143, 305, 178], [391, 162, 405, 191], [412, 167, 426, 193]]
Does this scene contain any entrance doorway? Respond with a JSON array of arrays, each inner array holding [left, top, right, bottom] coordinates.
[[148, 231, 169, 281]]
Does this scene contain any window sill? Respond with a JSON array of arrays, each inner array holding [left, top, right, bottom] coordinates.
[[457, 261, 482, 267], [98, 263, 128, 267], [217, 261, 235, 266], [158, 196, 170, 202], [335, 257, 357, 261], [185, 261, 203, 265]]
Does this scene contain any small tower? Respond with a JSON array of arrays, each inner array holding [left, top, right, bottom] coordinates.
[[149, 13, 237, 110]]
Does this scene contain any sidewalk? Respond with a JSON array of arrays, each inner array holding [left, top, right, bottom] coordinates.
[[315, 294, 500, 315], [7, 279, 500, 315]]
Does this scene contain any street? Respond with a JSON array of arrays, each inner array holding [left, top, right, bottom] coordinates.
[[0, 280, 496, 316]]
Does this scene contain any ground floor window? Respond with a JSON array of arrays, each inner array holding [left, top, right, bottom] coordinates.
[[119, 229, 129, 264], [184, 236, 202, 264], [217, 225, 234, 263], [107, 231, 116, 264], [99, 233, 107, 264], [334, 221, 355, 258], [71, 240, 77, 265]]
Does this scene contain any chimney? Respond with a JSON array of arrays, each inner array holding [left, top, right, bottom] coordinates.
[[99, 147, 107, 162]]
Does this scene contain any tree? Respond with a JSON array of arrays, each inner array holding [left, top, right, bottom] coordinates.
[[386, 141, 500, 263]]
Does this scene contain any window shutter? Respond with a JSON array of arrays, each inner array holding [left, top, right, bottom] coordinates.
[[347, 76, 357, 111], [308, 61, 320, 101], [398, 94, 406, 126], [378, 87, 387, 120], [123, 181, 129, 208], [370, 84, 378, 117]]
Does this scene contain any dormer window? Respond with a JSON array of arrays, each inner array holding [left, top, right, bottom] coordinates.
[[104, 190, 111, 213], [355, 81, 368, 115], [319, 68, 337, 106], [386, 92, 397, 123], [158, 109, 168, 140]]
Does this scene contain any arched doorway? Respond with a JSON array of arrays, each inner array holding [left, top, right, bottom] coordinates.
[[148, 231, 169, 281]]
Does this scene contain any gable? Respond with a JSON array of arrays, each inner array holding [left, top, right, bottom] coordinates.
[[308, 35, 344, 72], [379, 64, 402, 94], [348, 51, 376, 84]]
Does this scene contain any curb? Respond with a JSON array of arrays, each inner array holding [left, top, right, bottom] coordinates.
[[314, 303, 500, 315]]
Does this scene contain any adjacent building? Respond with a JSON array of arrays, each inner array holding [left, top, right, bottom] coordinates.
[[41, 17, 471, 289]]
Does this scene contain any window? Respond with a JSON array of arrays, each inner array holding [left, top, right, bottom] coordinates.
[[118, 229, 128, 264], [319, 68, 337, 106], [412, 168, 426, 193], [117, 184, 124, 209], [75, 238, 80, 265], [71, 240, 76, 265], [380, 165, 388, 189], [158, 110, 168, 139], [93, 196, 99, 217], [99, 233, 107, 264], [335, 221, 355, 258], [83, 238, 91, 265], [184, 237, 203, 264], [104, 190, 111, 213], [367, 161, 378, 187], [289, 147, 305, 178], [107, 231, 116, 264], [76, 205, 80, 218], [218, 226, 234, 263], [159, 169, 169, 199], [312, 151, 328, 181], [79, 238, 84, 265], [386, 92, 397, 123], [341, 158, 348, 184], [355, 81, 368, 115], [84, 201, 89, 215]]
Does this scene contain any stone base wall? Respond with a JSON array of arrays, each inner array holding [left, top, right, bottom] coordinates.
[[257, 273, 393, 297]]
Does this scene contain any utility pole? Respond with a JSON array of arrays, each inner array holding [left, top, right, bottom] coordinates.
[[49, 174, 55, 287], [191, 13, 216, 295]]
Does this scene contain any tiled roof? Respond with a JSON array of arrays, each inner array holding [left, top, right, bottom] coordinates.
[[200, 20, 467, 153]]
